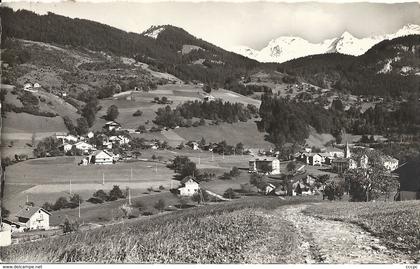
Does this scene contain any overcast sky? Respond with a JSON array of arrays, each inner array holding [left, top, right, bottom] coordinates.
[[4, 1, 420, 49]]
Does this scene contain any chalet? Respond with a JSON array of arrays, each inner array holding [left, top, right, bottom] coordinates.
[[103, 121, 122, 132], [33, 83, 41, 88], [178, 176, 200, 196], [188, 141, 200, 150], [2, 219, 24, 233], [74, 141, 94, 153], [55, 133, 78, 143], [261, 183, 276, 195], [15, 207, 51, 231], [23, 83, 32, 91], [393, 158, 420, 201], [249, 157, 280, 175], [87, 131, 95, 139], [109, 135, 130, 145], [89, 150, 115, 165], [308, 153, 323, 166], [59, 143, 73, 153], [380, 155, 399, 171]]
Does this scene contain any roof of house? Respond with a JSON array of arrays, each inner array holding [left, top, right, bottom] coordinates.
[[332, 158, 352, 163], [250, 156, 279, 162], [180, 176, 199, 185], [93, 150, 114, 157], [105, 121, 121, 126], [16, 207, 51, 219]]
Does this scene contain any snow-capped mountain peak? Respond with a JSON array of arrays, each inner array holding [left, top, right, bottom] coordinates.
[[142, 26, 165, 39], [231, 24, 420, 63]]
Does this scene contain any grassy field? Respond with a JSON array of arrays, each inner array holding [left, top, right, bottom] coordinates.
[[0, 197, 311, 263], [304, 201, 420, 259], [174, 121, 272, 149]]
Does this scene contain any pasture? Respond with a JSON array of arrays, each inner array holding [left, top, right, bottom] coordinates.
[[2, 151, 254, 216]]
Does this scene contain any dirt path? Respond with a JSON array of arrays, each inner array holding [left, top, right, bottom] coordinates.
[[278, 204, 413, 264]]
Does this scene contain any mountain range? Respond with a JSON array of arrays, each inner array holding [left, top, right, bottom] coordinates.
[[232, 24, 420, 63]]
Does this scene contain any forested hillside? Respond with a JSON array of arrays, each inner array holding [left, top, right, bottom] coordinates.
[[0, 7, 262, 87]]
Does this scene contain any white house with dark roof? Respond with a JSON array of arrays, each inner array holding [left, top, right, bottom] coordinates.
[[249, 157, 280, 175], [74, 141, 94, 153], [15, 207, 51, 230], [178, 176, 200, 196], [103, 121, 122, 132], [88, 150, 115, 165]]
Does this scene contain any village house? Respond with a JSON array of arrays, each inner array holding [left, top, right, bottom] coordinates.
[[15, 207, 51, 231], [103, 121, 122, 132], [380, 155, 399, 171], [249, 157, 280, 175], [33, 83, 41, 88], [87, 131, 95, 139], [109, 135, 130, 145], [188, 141, 200, 150], [393, 158, 420, 201], [74, 141, 94, 153], [2, 219, 25, 233], [261, 183, 276, 195], [23, 83, 32, 91], [308, 153, 323, 166], [177, 176, 200, 196], [59, 143, 73, 153], [88, 150, 115, 165], [55, 133, 78, 143]]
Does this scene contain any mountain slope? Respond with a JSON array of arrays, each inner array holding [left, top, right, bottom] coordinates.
[[0, 7, 261, 87], [278, 35, 420, 96], [233, 24, 420, 63]]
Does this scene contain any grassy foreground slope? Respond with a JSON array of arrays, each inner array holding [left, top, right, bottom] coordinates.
[[304, 201, 420, 259], [1, 197, 307, 263]]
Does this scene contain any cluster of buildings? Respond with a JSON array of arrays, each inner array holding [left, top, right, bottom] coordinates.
[[23, 82, 41, 93], [294, 143, 399, 173]]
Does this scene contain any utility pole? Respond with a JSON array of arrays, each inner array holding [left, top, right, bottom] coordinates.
[[155, 163, 158, 174], [128, 168, 132, 205], [198, 156, 201, 165], [78, 199, 81, 218], [69, 178, 72, 195], [102, 172, 105, 185], [211, 151, 214, 161]]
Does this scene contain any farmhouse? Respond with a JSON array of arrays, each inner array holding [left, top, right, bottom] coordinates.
[[380, 155, 399, 171], [15, 207, 51, 231], [178, 176, 200, 196], [87, 131, 95, 139], [393, 158, 420, 201], [103, 121, 122, 132], [2, 219, 24, 233], [88, 150, 115, 165], [249, 157, 280, 175], [59, 143, 73, 153], [308, 153, 323, 166], [33, 83, 41, 88], [74, 141, 94, 153], [56, 133, 78, 143], [109, 135, 130, 145]]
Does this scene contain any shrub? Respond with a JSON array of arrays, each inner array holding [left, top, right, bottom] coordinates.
[[93, 189, 108, 201], [69, 193, 83, 205], [133, 110, 143, 117], [223, 188, 239, 199], [87, 197, 104, 204], [154, 199, 166, 211], [62, 218, 79, 234], [53, 197, 69, 211], [109, 185, 125, 200]]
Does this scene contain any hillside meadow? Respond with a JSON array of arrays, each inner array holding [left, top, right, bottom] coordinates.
[[0, 197, 309, 263], [304, 201, 420, 260]]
